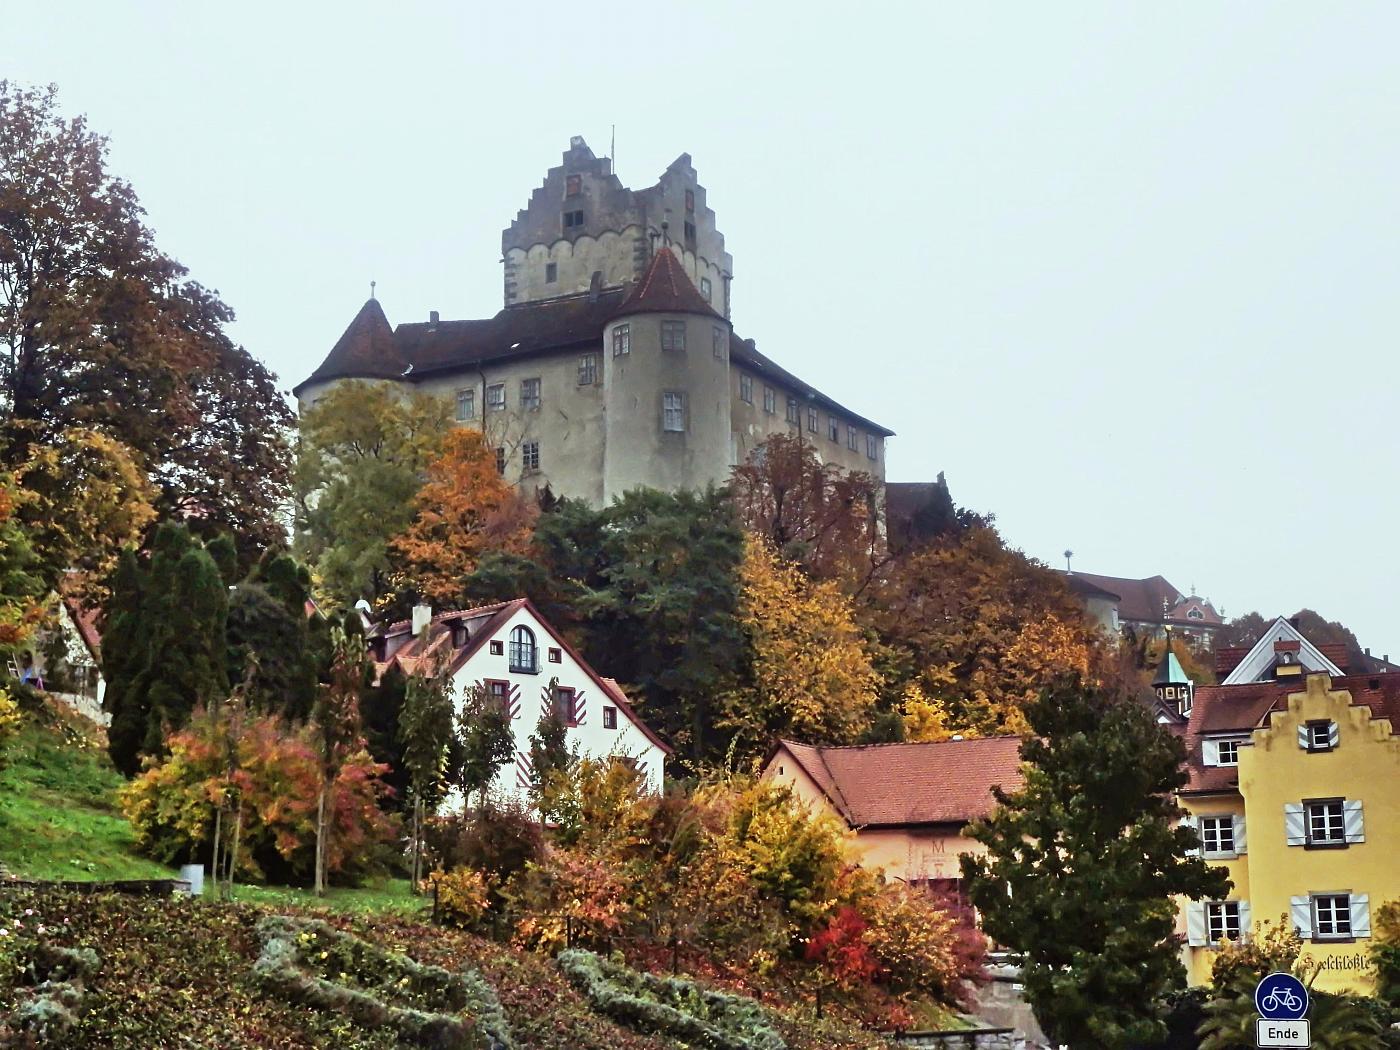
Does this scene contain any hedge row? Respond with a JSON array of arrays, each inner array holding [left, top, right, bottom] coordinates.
[[253, 915, 514, 1050], [557, 948, 787, 1050]]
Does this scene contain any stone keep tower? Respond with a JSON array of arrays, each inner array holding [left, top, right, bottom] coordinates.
[[502, 136, 733, 317], [602, 249, 733, 504]]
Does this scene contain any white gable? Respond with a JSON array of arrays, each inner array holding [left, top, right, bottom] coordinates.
[[446, 603, 667, 799], [1220, 616, 1344, 685]]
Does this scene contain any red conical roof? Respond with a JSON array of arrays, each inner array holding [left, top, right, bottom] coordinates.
[[615, 247, 724, 320], [294, 298, 403, 394]]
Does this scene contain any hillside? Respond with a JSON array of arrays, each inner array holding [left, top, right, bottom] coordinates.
[[0, 705, 891, 1049]]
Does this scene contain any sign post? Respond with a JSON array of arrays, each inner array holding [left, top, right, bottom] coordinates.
[[1254, 972, 1310, 1048]]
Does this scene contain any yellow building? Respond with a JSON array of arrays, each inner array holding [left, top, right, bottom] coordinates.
[[760, 737, 1024, 889], [1178, 654, 1400, 994]]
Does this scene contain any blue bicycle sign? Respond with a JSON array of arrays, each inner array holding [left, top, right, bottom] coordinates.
[[1255, 972, 1309, 1021]]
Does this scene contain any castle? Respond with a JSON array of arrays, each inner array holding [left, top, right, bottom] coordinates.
[[294, 137, 893, 506]]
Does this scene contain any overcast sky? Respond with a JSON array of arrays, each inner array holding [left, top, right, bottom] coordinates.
[[11, 3, 1399, 652]]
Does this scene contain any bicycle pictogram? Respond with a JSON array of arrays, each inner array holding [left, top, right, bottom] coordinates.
[[1261, 988, 1302, 1014]]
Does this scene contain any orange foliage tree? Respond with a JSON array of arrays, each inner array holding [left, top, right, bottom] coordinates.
[[391, 427, 537, 605], [874, 525, 1106, 738]]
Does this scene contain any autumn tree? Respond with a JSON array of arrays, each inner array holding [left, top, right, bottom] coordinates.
[[871, 524, 1102, 737], [14, 428, 155, 600], [529, 679, 574, 821], [0, 475, 45, 655], [720, 536, 880, 760], [294, 380, 453, 606], [962, 677, 1230, 1050], [0, 82, 293, 562], [729, 432, 886, 594], [398, 665, 456, 889], [310, 626, 367, 896], [391, 426, 536, 606]]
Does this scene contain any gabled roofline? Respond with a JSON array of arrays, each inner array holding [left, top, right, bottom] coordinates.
[[384, 597, 674, 757], [1220, 616, 1345, 685]]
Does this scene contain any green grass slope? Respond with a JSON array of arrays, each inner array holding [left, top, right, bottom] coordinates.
[[0, 708, 170, 881]]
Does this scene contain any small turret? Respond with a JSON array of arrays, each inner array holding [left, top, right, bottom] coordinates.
[[1154, 632, 1195, 717]]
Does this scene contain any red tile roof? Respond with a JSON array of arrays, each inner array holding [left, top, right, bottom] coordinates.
[[615, 247, 724, 320], [374, 597, 672, 756], [1182, 672, 1400, 793], [298, 297, 402, 391], [772, 736, 1025, 827]]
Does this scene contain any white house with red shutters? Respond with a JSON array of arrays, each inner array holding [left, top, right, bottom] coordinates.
[[370, 598, 670, 799]]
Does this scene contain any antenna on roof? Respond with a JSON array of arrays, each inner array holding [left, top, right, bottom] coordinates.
[[1064, 549, 1074, 572]]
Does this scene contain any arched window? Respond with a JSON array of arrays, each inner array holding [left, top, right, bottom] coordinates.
[[509, 625, 538, 673]]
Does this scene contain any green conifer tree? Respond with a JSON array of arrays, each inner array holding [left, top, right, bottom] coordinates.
[[961, 676, 1231, 1050]]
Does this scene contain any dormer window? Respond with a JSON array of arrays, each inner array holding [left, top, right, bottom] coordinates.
[[1188, 608, 1204, 620], [451, 622, 468, 648], [1204, 736, 1246, 766]]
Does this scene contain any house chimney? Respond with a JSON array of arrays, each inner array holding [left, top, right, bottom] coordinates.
[[411, 603, 432, 636], [429, 310, 440, 325]]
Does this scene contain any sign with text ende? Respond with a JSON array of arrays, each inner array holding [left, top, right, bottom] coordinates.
[[1256, 1018, 1310, 1048]]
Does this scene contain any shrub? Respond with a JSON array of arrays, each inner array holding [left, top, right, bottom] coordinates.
[[425, 797, 544, 895], [508, 847, 633, 953], [430, 868, 492, 929], [863, 884, 972, 1005], [253, 914, 514, 1050], [0, 686, 21, 761], [119, 711, 399, 884], [558, 948, 787, 1050], [1208, 916, 1301, 993], [1373, 899, 1400, 1010]]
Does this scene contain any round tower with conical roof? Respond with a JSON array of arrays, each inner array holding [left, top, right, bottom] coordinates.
[[602, 247, 733, 502]]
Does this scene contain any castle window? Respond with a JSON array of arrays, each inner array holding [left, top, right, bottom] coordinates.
[[509, 625, 538, 673], [847, 424, 857, 450], [683, 220, 697, 244], [685, 189, 695, 213], [455, 389, 475, 422], [701, 276, 712, 302], [495, 447, 506, 475], [712, 325, 725, 358], [545, 262, 558, 283], [520, 378, 541, 411], [661, 320, 686, 351], [613, 323, 630, 357], [487, 383, 506, 411], [603, 705, 618, 730], [739, 375, 753, 404], [566, 174, 582, 197], [563, 209, 585, 229], [522, 440, 540, 472], [866, 434, 879, 460], [1205, 901, 1242, 943], [662, 391, 686, 432], [807, 407, 818, 433], [763, 387, 775, 414], [578, 353, 598, 386], [828, 417, 840, 442], [786, 397, 799, 424]]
